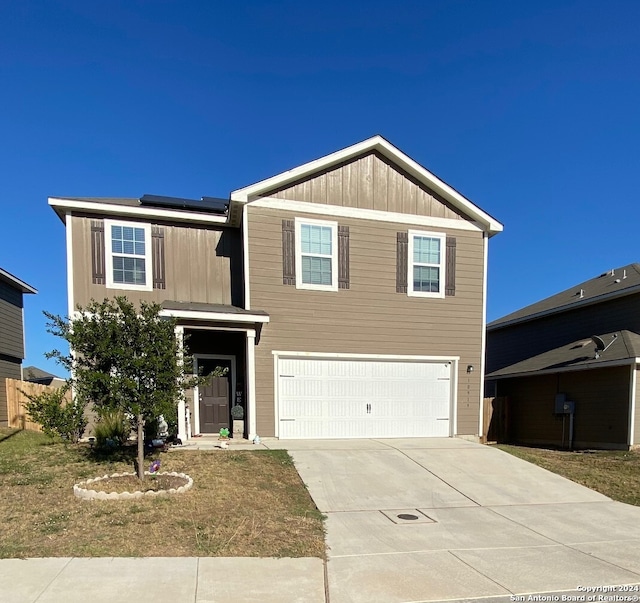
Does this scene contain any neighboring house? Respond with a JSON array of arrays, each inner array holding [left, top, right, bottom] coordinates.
[[49, 135, 503, 442], [23, 366, 66, 388], [0, 267, 37, 426], [486, 264, 640, 450]]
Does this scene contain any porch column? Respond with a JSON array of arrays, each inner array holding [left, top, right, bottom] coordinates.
[[175, 325, 188, 443], [246, 328, 257, 441]]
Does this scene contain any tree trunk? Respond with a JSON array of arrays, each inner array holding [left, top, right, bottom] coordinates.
[[137, 413, 144, 480]]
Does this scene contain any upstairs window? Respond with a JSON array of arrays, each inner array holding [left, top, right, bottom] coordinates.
[[294, 218, 338, 291], [104, 220, 153, 291], [408, 230, 446, 298]]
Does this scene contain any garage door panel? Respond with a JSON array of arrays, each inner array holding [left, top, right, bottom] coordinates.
[[278, 358, 453, 439]]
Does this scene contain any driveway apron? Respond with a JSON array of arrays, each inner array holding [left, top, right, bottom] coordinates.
[[267, 438, 640, 603]]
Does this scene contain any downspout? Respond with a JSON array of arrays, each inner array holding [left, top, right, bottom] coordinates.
[[478, 232, 489, 441]]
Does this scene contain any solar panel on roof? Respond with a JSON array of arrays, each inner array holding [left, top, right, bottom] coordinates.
[[139, 194, 228, 215]]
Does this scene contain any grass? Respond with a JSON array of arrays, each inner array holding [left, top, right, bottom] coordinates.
[[497, 444, 640, 506], [0, 427, 325, 559]]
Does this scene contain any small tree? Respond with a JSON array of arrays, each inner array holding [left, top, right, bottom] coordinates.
[[23, 384, 87, 443], [45, 297, 206, 479]]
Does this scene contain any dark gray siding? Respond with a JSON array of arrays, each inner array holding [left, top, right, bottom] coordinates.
[[487, 293, 640, 374], [0, 281, 25, 360], [0, 357, 22, 425]]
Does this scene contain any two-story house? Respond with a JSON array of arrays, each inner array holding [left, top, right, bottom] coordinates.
[[0, 267, 37, 425], [486, 264, 640, 450], [49, 136, 502, 443]]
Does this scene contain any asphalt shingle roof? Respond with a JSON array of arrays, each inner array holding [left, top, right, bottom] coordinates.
[[486, 329, 640, 379], [488, 263, 640, 330]]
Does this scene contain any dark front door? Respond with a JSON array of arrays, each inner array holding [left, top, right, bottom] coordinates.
[[199, 359, 231, 434]]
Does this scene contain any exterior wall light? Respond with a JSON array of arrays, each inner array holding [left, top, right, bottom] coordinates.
[[466, 365, 474, 373]]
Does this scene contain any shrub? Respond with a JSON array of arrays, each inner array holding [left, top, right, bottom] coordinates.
[[94, 410, 129, 449], [23, 386, 87, 443]]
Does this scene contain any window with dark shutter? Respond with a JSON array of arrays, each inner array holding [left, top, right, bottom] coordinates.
[[396, 232, 408, 293], [445, 236, 456, 296], [90, 220, 106, 285], [152, 226, 166, 290], [282, 219, 296, 285], [338, 225, 350, 289]]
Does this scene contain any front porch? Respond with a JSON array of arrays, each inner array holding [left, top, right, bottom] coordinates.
[[160, 302, 269, 444]]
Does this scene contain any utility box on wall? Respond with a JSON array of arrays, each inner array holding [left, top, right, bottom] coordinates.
[[554, 393, 575, 414]]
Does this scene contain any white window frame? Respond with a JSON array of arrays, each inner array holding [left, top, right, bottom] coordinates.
[[408, 230, 446, 299], [104, 219, 153, 292], [294, 217, 338, 292]]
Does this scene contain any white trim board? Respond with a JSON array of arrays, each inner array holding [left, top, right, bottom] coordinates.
[[248, 197, 484, 232], [49, 197, 229, 226], [159, 309, 269, 324], [271, 351, 460, 362]]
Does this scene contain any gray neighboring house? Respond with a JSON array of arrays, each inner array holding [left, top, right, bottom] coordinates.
[[486, 263, 640, 450], [23, 366, 66, 388], [0, 267, 37, 426]]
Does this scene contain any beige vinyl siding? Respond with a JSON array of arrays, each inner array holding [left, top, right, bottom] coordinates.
[[0, 359, 22, 425], [0, 282, 25, 359], [248, 205, 485, 437], [499, 366, 631, 449], [71, 215, 242, 308], [487, 293, 640, 374], [264, 151, 470, 222]]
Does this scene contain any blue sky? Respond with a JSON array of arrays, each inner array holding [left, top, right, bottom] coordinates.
[[2, 0, 640, 375]]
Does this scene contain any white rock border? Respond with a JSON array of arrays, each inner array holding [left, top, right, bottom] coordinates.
[[73, 471, 193, 500]]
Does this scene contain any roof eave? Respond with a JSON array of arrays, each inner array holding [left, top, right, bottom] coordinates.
[[48, 197, 231, 227], [487, 357, 640, 380], [0, 268, 37, 294]]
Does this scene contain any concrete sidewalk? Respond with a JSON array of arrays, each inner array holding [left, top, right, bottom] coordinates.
[[1, 557, 326, 603]]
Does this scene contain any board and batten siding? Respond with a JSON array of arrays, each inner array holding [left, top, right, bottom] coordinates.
[[263, 151, 471, 221], [0, 281, 25, 360], [0, 359, 22, 425], [247, 205, 485, 438], [71, 215, 242, 308], [487, 293, 640, 374]]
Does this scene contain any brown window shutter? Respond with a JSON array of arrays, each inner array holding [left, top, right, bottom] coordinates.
[[445, 236, 456, 296], [396, 232, 408, 293], [338, 225, 350, 289], [282, 219, 295, 285], [90, 220, 106, 285], [152, 226, 166, 290]]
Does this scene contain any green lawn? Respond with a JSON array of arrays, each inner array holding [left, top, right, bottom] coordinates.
[[498, 444, 640, 506], [0, 428, 325, 558]]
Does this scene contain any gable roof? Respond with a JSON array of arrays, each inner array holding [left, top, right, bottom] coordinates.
[[229, 135, 503, 235], [488, 263, 640, 331], [487, 330, 640, 379], [0, 267, 37, 294]]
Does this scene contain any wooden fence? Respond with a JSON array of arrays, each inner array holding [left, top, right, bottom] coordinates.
[[5, 378, 71, 431], [483, 396, 509, 443]]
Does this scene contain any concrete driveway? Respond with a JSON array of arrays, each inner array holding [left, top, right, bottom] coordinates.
[[265, 438, 640, 603]]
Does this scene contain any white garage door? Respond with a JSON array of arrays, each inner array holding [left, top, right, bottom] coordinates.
[[277, 357, 453, 439]]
